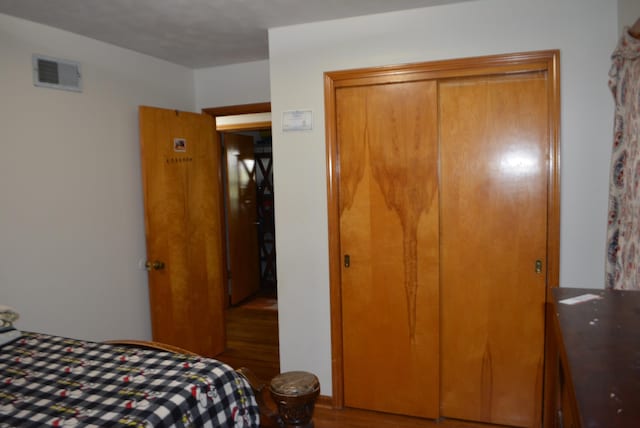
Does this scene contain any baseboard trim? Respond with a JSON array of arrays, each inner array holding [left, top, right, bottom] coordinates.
[[316, 395, 335, 408]]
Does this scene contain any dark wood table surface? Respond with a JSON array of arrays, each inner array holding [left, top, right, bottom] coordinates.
[[552, 287, 640, 427]]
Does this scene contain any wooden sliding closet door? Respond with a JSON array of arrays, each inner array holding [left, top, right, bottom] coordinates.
[[327, 52, 559, 427], [337, 81, 440, 418], [439, 73, 549, 427]]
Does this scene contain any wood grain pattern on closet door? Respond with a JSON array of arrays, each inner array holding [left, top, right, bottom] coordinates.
[[337, 80, 440, 418], [439, 73, 549, 427]]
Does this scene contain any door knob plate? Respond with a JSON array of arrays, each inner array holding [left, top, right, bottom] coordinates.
[[145, 260, 165, 271]]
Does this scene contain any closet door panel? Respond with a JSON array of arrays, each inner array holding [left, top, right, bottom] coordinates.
[[439, 73, 549, 427], [337, 81, 440, 418]]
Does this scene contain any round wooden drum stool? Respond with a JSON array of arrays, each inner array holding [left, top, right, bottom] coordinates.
[[269, 371, 320, 428]]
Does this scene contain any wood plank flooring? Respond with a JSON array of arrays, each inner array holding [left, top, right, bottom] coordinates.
[[215, 299, 280, 382], [215, 296, 507, 428], [314, 406, 510, 427]]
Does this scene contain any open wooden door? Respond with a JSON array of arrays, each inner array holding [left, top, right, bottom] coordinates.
[[224, 133, 261, 305], [139, 106, 225, 357]]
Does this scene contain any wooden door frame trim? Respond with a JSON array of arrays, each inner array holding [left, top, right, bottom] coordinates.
[[203, 102, 271, 118], [217, 121, 272, 132], [203, 102, 272, 132], [323, 50, 561, 410]]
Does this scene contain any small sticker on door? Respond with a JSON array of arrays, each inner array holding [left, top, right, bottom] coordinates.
[[173, 138, 186, 152]]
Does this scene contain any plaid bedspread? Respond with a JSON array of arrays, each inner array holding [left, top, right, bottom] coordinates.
[[0, 332, 260, 427]]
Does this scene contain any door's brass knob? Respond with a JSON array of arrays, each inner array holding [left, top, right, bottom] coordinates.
[[145, 260, 165, 271]]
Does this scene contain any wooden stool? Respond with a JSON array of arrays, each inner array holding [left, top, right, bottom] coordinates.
[[269, 371, 320, 428]]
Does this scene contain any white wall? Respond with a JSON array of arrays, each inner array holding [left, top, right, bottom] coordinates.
[[0, 13, 195, 341], [194, 60, 270, 110], [618, 0, 640, 33], [269, 0, 618, 394]]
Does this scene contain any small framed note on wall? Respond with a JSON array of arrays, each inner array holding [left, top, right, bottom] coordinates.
[[282, 110, 312, 131], [173, 138, 186, 152]]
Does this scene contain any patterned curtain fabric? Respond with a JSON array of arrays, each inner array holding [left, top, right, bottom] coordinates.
[[606, 28, 640, 289]]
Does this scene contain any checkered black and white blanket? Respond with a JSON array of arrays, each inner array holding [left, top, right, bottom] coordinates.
[[0, 332, 260, 427]]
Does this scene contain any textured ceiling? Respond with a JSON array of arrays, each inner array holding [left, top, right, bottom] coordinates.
[[0, 0, 471, 68]]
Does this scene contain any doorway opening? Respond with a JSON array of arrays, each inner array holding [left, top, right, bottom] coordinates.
[[203, 103, 279, 382], [221, 128, 277, 306]]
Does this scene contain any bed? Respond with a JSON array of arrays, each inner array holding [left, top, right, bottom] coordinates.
[[0, 331, 266, 427]]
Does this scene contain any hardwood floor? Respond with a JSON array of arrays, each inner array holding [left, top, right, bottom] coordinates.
[[214, 295, 508, 428], [215, 297, 280, 382], [314, 406, 510, 428]]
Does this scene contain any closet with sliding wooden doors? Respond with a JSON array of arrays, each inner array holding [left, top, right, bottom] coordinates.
[[324, 50, 560, 428]]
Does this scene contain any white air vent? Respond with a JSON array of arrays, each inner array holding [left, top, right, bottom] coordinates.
[[32, 54, 82, 92]]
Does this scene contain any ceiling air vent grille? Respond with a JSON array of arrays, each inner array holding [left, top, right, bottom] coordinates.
[[32, 54, 82, 92]]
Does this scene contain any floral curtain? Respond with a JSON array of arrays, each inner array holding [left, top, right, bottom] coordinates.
[[606, 27, 640, 289]]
